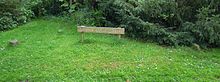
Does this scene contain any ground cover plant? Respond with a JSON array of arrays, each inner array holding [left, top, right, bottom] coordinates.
[[0, 18, 220, 81]]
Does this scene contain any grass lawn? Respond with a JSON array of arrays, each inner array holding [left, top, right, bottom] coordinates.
[[0, 18, 220, 81]]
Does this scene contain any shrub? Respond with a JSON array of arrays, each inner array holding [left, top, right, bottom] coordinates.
[[0, 13, 18, 31], [0, 0, 33, 31], [98, 0, 185, 46], [1, 0, 219, 48], [0, 0, 61, 31], [183, 7, 220, 47]]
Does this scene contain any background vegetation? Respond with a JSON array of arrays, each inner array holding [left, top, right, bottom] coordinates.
[[1, 0, 220, 48]]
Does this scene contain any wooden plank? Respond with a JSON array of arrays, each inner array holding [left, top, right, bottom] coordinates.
[[77, 26, 125, 35]]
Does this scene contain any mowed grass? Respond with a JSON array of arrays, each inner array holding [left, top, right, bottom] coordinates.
[[0, 18, 220, 81]]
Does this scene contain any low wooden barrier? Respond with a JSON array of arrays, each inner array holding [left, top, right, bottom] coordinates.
[[77, 26, 125, 42]]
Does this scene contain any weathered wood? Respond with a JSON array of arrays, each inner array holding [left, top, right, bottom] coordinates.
[[77, 26, 125, 42], [77, 26, 125, 35]]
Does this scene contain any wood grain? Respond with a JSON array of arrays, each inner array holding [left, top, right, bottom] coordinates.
[[77, 26, 125, 34]]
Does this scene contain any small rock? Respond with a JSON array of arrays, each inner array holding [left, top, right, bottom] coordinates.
[[9, 39, 19, 46], [192, 43, 201, 51], [0, 47, 5, 51], [58, 29, 63, 33], [168, 50, 173, 53]]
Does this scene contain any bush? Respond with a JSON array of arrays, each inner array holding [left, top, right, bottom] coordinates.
[[1, 0, 219, 48], [183, 7, 220, 47], [97, 0, 220, 47], [98, 0, 187, 46], [0, 0, 61, 31], [31, 0, 63, 16], [72, 10, 106, 26], [0, 0, 33, 31]]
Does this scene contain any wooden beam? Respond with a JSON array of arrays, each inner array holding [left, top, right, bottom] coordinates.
[[77, 26, 125, 35], [77, 26, 125, 42]]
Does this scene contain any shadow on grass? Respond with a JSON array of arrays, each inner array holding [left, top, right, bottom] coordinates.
[[74, 38, 125, 46]]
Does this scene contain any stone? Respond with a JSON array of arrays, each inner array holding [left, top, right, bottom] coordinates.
[[58, 29, 63, 33], [0, 47, 5, 51], [9, 39, 19, 46], [192, 43, 201, 51]]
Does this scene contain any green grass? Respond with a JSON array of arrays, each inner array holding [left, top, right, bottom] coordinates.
[[0, 18, 220, 81]]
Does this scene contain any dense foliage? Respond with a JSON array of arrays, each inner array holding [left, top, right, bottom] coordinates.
[[0, 0, 63, 31], [0, 0, 33, 31], [73, 0, 220, 48], [1, 0, 220, 48]]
